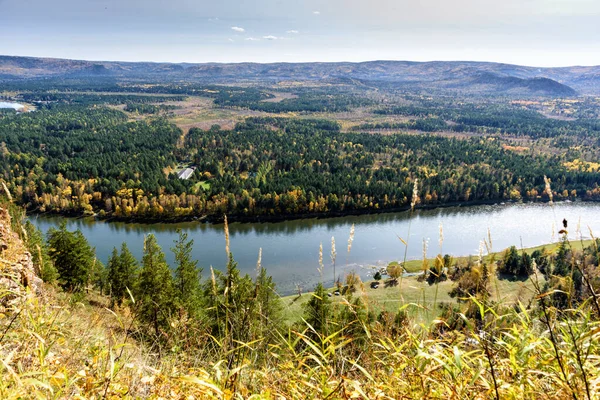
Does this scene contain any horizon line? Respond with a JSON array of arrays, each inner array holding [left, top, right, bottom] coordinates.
[[2, 53, 600, 70]]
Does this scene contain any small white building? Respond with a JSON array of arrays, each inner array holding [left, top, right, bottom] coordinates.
[[177, 167, 195, 180]]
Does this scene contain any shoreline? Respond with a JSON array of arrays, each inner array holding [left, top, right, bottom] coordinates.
[[25, 197, 587, 226]]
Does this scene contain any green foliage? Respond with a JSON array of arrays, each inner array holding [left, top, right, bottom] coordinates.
[[252, 265, 283, 345], [23, 221, 58, 283], [0, 105, 184, 217], [373, 101, 600, 139], [47, 222, 96, 291], [302, 283, 332, 337], [3, 100, 600, 222], [498, 246, 533, 277], [107, 243, 139, 306], [449, 262, 490, 301], [553, 237, 572, 277], [137, 234, 176, 336], [125, 103, 179, 114], [89, 259, 107, 294], [336, 295, 371, 348], [171, 229, 202, 318], [531, 248, 550, 274]]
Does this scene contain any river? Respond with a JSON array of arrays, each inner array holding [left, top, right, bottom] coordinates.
[[29, 202, 600, 295]]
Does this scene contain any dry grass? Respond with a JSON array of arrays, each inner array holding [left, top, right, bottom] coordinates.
[[0, 290, 229, 399], [280, 273, 541, 324], [2, 195, 600, 398], [3, 286, 600, 399]]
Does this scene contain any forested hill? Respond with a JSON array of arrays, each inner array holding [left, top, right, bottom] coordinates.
[[1, 55, 599, 95]]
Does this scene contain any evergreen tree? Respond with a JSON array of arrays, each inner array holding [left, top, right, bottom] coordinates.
[[531, 248, 550, 274], [107, 248, 120, 298], [253, 265, 283, 343], [47, 222, 95, 292], [553, 237, 571, 277], [89, 259, 107, 294], [498, 246, 533, 277], [303, 283, 332, 337], [499, 246, 520, 276], [520, 252, 533, 276], [203, 254, 255, 342], [171, 229, 202, 318], [107, 243, 138, 306], [137, 234, 175, 336], [337, 295, 370, 348], [23, 221, 58, 284]]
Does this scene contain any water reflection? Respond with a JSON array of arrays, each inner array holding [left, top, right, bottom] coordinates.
[[30, 202, 600, 295]]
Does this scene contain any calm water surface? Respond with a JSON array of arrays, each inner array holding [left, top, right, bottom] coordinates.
[[30, 202, 600, 294]]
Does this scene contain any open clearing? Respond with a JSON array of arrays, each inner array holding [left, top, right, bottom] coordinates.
[[279, 239, 592, 323]]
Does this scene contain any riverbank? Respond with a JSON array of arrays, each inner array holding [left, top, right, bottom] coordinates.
[[30, 201, 600, 297], [27, 196, 582, 225], [278, 238, 594, 322]]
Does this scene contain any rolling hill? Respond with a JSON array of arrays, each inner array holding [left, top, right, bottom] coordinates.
[[1, 55, 599, 95]]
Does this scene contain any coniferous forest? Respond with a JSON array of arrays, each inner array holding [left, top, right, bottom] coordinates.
[[2, 82, 600, 222]]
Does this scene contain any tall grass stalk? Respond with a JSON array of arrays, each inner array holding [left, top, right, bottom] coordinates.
[[331, 236, 337, 287], [398, 178, 419, 305]]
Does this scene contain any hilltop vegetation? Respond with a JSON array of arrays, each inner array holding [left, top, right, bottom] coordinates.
[[2, 193, 600, 398]]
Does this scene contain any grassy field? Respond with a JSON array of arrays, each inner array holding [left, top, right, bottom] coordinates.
[[279, 239, 594, 323], [192, 181, 211, 191], [280, 273, 541, 324]]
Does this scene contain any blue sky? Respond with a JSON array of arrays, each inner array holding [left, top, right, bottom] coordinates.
[[1, 0, 599, 66]]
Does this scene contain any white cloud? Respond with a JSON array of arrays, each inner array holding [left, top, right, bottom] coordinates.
[[208, 17, 219, 22], [245, 37, 260, 41], [313, 11, 321, 15], [228, 38, 234, 42], [263, 35, 278, 40], [231, 26, 245, 32], [286, 30, 299, 34]]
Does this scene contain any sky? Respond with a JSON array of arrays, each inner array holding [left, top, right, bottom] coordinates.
[[1, 0, 599, 67]]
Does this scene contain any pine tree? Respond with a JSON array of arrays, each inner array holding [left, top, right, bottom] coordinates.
[[47, 222, 95, 292], [553, 237, 571, 277], [499, 246, 520, 276], [107, 243, 138, 306], [23, 221, 58, 284], [532, 248, 550, 274], [204, 255, 245, 335], [337, 295, 370, 348], [171, 229, 202, 318], [137, 234, 175, 336], [89, 259, 107, 294], [253, 265, 283, 343], [303, 283, 332, 337], [107, 248, 120, 299]]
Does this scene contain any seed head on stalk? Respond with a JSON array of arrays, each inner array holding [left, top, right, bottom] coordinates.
[[411, 178, 419, 211], [224, 215, 230, 257], [543, 175, 553, 205], [347, 224, 355, 254]]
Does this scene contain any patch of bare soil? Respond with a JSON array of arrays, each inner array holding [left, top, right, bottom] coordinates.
[[261, 92, 299, 103]]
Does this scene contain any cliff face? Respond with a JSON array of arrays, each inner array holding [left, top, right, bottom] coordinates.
[[0, 207, 42, 309]]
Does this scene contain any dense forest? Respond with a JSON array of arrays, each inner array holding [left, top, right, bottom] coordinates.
[[372, 102, 600, 140], [1, 98, 600, 221], [1, 79, 600, 221]]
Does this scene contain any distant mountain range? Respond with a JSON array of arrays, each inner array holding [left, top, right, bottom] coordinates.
[[2, 55, 599, 96]]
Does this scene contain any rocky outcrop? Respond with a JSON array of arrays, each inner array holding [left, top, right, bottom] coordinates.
[[0, 207, 43, 309]]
